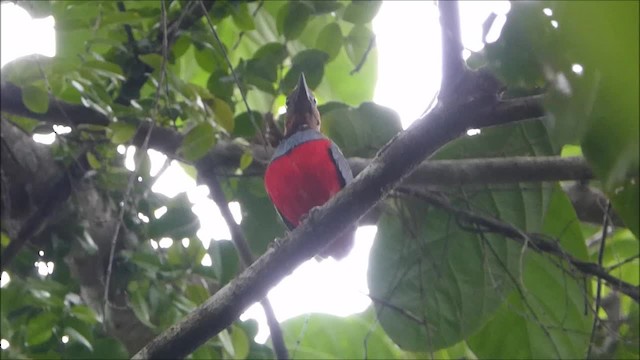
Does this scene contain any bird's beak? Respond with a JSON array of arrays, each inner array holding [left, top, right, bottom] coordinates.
[[292, 73, 313, 113]]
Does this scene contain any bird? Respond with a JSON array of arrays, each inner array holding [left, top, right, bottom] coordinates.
[[264, 73, 355, 260]]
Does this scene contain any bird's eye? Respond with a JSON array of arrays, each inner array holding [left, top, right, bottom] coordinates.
[[312, 97, 317, 104], [285, 98, 291, 107]]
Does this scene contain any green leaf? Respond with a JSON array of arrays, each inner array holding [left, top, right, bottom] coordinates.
[[239, 152, 253, 170], [468, 187, 591, 359], [22, 85, 50, 114], [207, 70, 234, 101], [64, 325, 93, 351], [231, 2, 255, 30], [342, 1, 382, 24], [232, 111, 264, 138], [369, 121, 556, 352], [1, 232, 10, 248], [86, 152, 101, 169], [109, 121, 137, 144], [210, 240, 240, 285], [138, 53, 164, 69], [185, 284, 210, 305], [147, 202, 199, 239], [180, 122, 216, 162], [282, 49, 330, 92], [70, 305, 99, 325], [128, 281, 155, 328], [316, 23, 343, 61], [276, 2, 312, 40], [26, 312, 57, 346], [344, 25, 374, 67], [213, 98, 235, 133], [231, 325, 249, 360], [83, 60, 125, 80], [280, 309, 403, 359], [322, 102, 402, 158]]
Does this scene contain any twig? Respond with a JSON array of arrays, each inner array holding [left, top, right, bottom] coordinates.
[[606, 254, 640, 272], [202, 170, 289, 360], [103, 0, 169, 319], [588, 202, 611, 358], [232, 1, 265, 50], [198, 0, 269, 149], [350, 35, 376, 75], [397, 188, 638, 302]]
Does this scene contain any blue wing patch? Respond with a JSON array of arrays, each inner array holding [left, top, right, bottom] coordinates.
[[328, 142, 353, 187]]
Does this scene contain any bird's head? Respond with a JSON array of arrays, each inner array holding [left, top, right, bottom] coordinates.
[[284, 73, 321, 137]]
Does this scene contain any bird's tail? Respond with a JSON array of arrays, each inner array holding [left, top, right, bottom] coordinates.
[[318, 225, 356, 260]]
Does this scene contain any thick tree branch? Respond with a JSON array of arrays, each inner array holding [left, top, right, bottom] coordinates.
[[396, 188, 639, 302], [132, 92, 545, 358], [200, 170, 288, 360]]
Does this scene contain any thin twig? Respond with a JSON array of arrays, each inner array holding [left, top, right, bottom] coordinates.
[[204, 173, 289, 360], [198, 0, 269, 149], [397, 188, 639, 303], [588, 202, 612, 358], [103, 0, 170, 320], [350, 35, 376, 75]]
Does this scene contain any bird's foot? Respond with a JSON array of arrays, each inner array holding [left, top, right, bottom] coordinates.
[[269, 237, 285, 250], [300, 206, 321, 224]]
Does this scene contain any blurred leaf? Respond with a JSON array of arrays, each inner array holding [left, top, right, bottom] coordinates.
[[22, 85, 50, 114], [232, 111, 263, 138], [344, 25, 374, 67], [109, 121, 137, 144], [26, 312, 57, 346], [282, 49, 330, 92], [1, 232, 10, 248], [231, 325, 249, 360], [207, 70, 234, 101], [239, 152, 253, 170], [280, 309, 402, 359], [213, 98, 235, 133], [369, 121, 556, 351], [276, 2, 312, 40], [65, 325, 93, 351], [180, 122, 216, 162], [468, 186, 591, 359], [86, 152, 101, 170], [316, 23, 343, 61], [138, 54, 163, 69], [342, 1, 382, 24], [128, 281, 155, 328], [185, 284, 210, 306], [69, 305, 99, 325], [148, 200, 199, 240], [308, 0, 343, 14], [210, 240, 240, 286], [231, 2, 255, 31], [322, 102, 402, 158]]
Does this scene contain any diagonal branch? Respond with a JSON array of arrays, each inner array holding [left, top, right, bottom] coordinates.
[[199, 167, 288, 360]]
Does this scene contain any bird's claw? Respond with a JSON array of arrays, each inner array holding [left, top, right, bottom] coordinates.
[[270, 237, 285, 250], [300, 206, 321, 223]]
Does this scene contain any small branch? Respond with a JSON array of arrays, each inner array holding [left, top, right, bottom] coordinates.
[[199, 169, 288, 360], [397, 188, 639, 303], [350, 35, 376, 75], [588, 202, 611, 358]]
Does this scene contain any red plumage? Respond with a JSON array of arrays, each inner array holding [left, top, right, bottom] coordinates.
[[264, 73, 355, 260]]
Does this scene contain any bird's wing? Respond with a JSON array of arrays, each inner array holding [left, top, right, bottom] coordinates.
[[328, 142, 353, 187]]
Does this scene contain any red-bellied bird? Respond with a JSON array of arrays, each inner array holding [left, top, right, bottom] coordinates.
[[264, 73, 355, 260]]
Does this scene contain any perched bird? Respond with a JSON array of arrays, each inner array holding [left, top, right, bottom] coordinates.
[[264, 73, 355, 260]]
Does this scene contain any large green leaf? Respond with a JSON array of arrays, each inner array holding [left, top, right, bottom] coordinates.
[[321, 102, 402, 158], [279, 309, 403, 359], [369, 121, 556, 352], [467, 186, 592, 359], [179, 122, 216, 162], [276, 1, 313, 40], [479, 2, 639, 237]]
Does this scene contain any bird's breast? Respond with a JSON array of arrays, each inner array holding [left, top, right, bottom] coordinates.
[[264, 138, 344, 226]]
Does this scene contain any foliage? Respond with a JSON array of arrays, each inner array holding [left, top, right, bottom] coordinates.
[[1, 1, 638, 359]]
